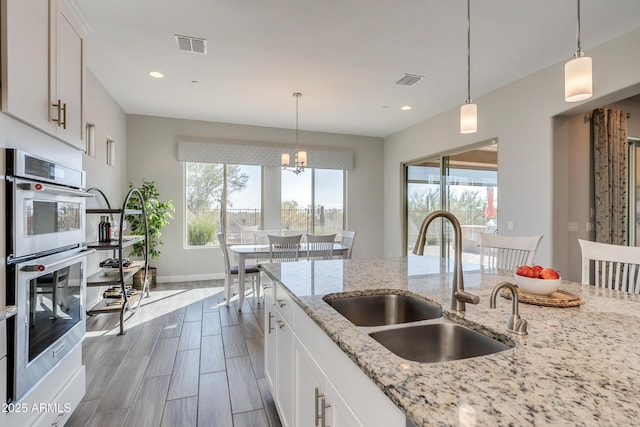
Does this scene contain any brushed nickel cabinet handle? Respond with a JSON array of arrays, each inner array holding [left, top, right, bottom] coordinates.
[[52, 99, 62, 126], [268, 312, 275, 333], [321, 396, 331, 427], [61, 101, 67, 129], [314, 387, 322, 426]]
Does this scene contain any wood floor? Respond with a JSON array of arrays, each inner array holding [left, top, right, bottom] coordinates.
[[66, 280, 282, 427]]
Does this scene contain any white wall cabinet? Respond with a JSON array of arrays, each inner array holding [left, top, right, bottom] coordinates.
[[1, 0, 85, 150], [264, 282, 406, 427]]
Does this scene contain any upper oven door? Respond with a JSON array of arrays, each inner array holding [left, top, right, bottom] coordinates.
[[7, 177, 91, 260]]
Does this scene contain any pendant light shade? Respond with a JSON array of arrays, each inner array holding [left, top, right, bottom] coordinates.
[[565, 0, 592, 102], [460, 102, 477, 134], [460, 0, 477, 134], [565, 55, 592, 102]]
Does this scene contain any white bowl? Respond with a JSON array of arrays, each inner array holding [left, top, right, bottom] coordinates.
[[513, 273, 561, 296]]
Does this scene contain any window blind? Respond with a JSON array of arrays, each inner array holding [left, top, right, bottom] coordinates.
[[178, 139, 353, 170]]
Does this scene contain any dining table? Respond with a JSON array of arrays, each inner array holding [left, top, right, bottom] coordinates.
[[228, 242, 348, 310]]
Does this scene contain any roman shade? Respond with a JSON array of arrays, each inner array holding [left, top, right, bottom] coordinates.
[[178, 139, 353, 170]]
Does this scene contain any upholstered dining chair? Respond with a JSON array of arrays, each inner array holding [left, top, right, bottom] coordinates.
[[305, 233, 336, 260], [579, 239, 640, 293], [217, 232, 261, 305], [268, 234, 302, 262], [479, 232, 543, 271], [339, 230, 357, 259]]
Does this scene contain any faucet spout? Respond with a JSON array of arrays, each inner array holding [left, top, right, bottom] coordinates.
[[490, 281, 528, 335], [413, 210, 479, 312]]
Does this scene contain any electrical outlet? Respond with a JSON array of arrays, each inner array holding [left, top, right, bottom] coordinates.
[[586, 222, 594, 231], [507, 221, 514, 231]]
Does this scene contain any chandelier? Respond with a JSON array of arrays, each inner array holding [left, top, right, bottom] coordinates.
[[281, 92, 307, 174]]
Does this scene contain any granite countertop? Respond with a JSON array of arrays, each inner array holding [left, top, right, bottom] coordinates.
[[0, 306, 17, 321], [260, 257, 640, 426]]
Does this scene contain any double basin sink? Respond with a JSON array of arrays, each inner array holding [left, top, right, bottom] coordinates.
[[323, 292, 514, 363]]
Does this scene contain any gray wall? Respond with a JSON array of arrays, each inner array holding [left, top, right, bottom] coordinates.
[[126, 115, 384, 282], [384, 27, 640, 277]]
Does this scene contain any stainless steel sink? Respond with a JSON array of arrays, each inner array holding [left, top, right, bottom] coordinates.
[[323, 293, 442, 326], [369, 323, 513, 363]]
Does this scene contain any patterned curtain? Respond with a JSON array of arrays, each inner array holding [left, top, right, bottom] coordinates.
[[592, 108, 628, 244]]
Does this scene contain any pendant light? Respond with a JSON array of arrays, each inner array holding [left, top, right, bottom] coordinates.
[[281, 92, 307, 174], [460, 0, 477, 134], [565, 0, 592, 102]]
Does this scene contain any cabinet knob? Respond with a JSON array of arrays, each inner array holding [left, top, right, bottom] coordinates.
[[277, 299, 285, 308]]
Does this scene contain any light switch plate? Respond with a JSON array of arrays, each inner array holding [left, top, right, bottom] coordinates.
[[568, 222, 578, 232], [507, 221, 514, 231]]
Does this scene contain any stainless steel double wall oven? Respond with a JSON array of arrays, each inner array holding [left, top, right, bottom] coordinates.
[[4, 149, 93, 402]]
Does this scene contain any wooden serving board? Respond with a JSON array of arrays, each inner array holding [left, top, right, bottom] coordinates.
[[500, 288, 584, 308]]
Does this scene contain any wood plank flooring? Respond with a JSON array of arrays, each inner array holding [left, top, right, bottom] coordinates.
[[66, 281, 282, 427]]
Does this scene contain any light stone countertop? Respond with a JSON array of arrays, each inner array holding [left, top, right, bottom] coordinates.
[[0, 306, 17, 320], [259, 257, 640, 427]]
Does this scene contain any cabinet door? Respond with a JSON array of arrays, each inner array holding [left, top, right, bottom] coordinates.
[[327, 379, 363, 427], [52, 0, 85, 150], [264, 287, 276, 391], [1, 0, 53, 133], [275, 315, 295, 427], [296, 341, 327, 427]]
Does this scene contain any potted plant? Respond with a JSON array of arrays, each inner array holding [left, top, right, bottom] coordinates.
[[126, 179, 175, 288]]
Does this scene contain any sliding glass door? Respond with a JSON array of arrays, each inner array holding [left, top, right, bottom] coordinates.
[[405, 141, 498, 267]]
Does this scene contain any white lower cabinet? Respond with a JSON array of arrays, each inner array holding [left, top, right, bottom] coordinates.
[[264, 285, 295, 427], [297, 340, 362, 427], [265, 283, 406, 427]]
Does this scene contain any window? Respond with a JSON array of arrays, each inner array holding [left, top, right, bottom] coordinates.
[[404, 141, 498, 261], [186, 162, 261, 246], [281, 168, 344, 234]]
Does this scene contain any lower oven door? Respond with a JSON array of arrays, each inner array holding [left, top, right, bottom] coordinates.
[[7, 177, 91, 260], [6, 247, 94, 402]]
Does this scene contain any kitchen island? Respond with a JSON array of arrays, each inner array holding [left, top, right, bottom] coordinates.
[[259, 256, 640, 426]]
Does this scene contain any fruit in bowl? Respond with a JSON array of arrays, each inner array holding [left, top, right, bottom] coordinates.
[[514, 265, 561, 296]]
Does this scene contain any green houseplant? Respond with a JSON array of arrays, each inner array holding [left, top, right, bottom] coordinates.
[[126, 179, 174, 287]]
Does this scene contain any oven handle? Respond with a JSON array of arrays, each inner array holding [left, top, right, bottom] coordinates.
[[20, 248, 96, 272], [14, 178, 94, 198]]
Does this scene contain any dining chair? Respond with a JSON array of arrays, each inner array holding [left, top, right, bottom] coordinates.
[[340, 230, 357, 259], [305, 233, 336, 260], [268, 234, 302, 262], [217, 232, 261, 304], [578, 239, 640, 293], [478, 232, 543, 271], [252, 229, 281, 245]]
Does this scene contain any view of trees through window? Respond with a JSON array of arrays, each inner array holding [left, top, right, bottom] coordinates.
[[406, 154, 497, 257], [186, 162, 261, 245], [281, 169, 344, 235]]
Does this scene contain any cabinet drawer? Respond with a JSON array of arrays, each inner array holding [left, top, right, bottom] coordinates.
[[274, 282, 295, 326]]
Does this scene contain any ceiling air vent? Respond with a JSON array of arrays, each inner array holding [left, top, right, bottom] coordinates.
[[175, 35, 207, 54], [395, 74, 424, 87]]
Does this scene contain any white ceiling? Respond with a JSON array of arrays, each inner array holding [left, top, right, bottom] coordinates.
[[75, 0, 640, 138]]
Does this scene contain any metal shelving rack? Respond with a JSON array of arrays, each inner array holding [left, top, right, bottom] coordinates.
[[85, 187, 149, 335]]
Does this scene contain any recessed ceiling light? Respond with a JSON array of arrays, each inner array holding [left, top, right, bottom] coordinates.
[[149, 71, 164, 79], [401, 105, 412, 111]]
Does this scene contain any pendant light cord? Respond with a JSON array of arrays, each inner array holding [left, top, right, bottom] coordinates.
[[466, 0, 471, 103], [294, 92, 301, 151], [575, 0, 583, 57]]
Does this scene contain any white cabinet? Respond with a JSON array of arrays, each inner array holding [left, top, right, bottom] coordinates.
[[265, 282, 407, 427], [297, 341, 362, 427], [1, 0, 85, 150], [264, 286, 276, 391], [264, 284, 295, 427]]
